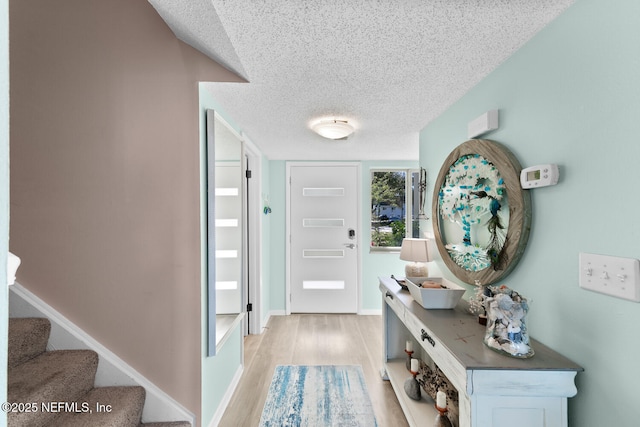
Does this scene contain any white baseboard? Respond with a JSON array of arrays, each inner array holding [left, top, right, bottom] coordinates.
[[261, 310, 286, 331], [207, 364, 243, 427], [359, 309, 382, 315], [9, 283, 195, 426]]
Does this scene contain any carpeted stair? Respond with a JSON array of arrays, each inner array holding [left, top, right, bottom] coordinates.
[[7, 317, 191, 427]]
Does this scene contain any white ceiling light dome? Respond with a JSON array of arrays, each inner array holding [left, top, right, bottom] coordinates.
[[310, 118, 355, 140]]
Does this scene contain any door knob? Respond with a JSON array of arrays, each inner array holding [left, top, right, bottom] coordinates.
[[343, 243, 356, 249]]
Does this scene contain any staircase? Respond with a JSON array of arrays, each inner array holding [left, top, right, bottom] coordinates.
[[7, 317, 191, 427]]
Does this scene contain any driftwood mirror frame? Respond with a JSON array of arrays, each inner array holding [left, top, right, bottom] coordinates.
[[432, 139, 532, 285]]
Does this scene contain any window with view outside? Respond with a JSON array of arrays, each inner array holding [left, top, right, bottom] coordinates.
[[371, 170, 420, 249]]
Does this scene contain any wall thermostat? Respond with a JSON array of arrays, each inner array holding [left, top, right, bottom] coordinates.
[[520, 164, 559, 189]]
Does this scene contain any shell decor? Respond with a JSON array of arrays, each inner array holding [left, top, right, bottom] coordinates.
[[483, 285, 534, 358]]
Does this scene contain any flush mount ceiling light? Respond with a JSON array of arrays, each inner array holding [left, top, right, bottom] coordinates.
[[310, 119, 355, 140]]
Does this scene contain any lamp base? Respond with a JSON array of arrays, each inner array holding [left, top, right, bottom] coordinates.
[[405, 262, 428, 277]]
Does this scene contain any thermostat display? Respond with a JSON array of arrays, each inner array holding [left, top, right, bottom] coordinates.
[[520, 164, 559, 189]]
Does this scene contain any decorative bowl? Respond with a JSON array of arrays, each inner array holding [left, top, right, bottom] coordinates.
[[406, 277, 465, 309]]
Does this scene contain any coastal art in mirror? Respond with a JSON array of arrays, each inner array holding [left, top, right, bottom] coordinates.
[[432, 139, 531, 285]]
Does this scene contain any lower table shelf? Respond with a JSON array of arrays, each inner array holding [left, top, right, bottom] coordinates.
[[384, 359, 439, 427], [380, 276, 582, 427]]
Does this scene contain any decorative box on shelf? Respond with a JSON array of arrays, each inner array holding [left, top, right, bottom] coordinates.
[[379, 276, 582, 427], [405, 277, 465, 309]]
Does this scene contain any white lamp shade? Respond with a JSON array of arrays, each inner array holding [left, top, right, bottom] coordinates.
[[311, 119, 354, 140], [399, 238, 432, 262]]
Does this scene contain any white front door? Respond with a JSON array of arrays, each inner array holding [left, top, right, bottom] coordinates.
[[287, 163, 360, 313]]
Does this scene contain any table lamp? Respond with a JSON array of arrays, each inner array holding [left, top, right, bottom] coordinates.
[[399, 238, 432, 277]]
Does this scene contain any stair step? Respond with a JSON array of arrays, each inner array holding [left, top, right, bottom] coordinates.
[[7, 317, 186, 426], [49, 386, 146, 427], [7, 349, 99, 427], [8, 317, 51, 368]]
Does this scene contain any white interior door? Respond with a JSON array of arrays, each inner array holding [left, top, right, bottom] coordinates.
[[288, 163, 360, 313]]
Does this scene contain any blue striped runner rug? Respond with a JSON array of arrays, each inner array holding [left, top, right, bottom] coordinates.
[[259, 365, 378, 427]]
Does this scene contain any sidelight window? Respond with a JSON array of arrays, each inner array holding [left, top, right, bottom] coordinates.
[[370, 169, 420, 251]]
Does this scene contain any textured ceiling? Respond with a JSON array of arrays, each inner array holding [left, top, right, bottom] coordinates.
[[149, 0, 575, 160]]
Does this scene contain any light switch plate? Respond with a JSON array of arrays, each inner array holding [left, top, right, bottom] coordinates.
[[579, 253, 640, 302]]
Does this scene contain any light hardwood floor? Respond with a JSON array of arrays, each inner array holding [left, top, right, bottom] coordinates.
[[218, 314, 409, 427]]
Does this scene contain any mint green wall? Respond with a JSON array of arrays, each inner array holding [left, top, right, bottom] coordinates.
[[419, 0, 640, 425], [201, 327, 242, 424], [1, 0, 9, 417], [199, 85, 243, 425], [266, 159, 418, 313]]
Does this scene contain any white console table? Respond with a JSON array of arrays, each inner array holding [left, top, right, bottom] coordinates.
[[379, 276, 582, 427]]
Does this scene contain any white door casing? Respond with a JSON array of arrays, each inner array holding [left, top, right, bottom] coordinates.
[[286, 162, 361, 313], [242, 135, 263, 334]]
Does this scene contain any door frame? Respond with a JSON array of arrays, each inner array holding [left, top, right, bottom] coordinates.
[[285, 161, 362, 315], [242, 134, 263, 334]]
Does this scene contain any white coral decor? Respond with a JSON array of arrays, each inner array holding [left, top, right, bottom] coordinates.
[[438, 154, 507, 271]]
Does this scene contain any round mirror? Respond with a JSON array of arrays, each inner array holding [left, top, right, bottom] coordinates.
[[432, 139, 531, 285]]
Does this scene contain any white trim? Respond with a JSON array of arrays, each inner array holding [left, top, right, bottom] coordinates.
[[286, 162, 362, 315], [207, 364, 244, 427], [8, 283, 195, 426], [359, 309, 383, 315], [242, 134, 263, 335], [215, 313, 245, 353], [214, 111, 243, 142], [285, 164, 292, 315]]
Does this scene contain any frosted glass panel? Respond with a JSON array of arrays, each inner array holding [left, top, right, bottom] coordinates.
[[216, 187, 239, 196], [303, 249, 345, 258], [216, 250, 238, 259], [303, 187, 345, 197], [303, 280, 345, 290], [216, 219, 239, 227], [216, 281, 238, 290], [303, 218, 344, 227]]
